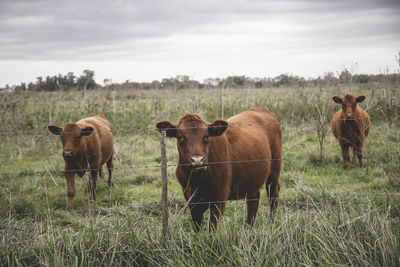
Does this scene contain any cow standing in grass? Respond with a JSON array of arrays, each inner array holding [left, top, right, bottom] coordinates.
[[48, 114, 114, 211], [156, 107, 282, 231], [332, 94, 370, 169]]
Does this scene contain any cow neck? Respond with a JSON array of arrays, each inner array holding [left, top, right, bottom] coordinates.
[[64, 151, 86, 172], [74, 141, 89, 171], [340, 111, 362, 142], [340, 110, 360, 127], [77, 150, 88, 170], [182, 165, 211, 185], [186, 168, 212, 199]]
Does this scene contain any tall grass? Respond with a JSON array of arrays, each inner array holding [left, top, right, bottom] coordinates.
[[1, 193, 399, 266], [0, 85, 399, 266]]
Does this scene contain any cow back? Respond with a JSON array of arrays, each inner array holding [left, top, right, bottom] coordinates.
[[206, 107, 282, 199], [77, 115, 114, 165]]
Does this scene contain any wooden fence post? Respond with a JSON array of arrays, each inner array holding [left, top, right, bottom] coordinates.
[[366, 137, 370, 176], [159, 130, 169, 237]]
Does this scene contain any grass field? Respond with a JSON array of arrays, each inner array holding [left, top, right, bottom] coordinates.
[[0, 85, 399, 266]]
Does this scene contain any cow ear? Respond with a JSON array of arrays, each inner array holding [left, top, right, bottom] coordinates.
[[48, 125, 62, 135], [156, 120, 177, 138], [80, 126, 94, 136], [208, 120, 228, 137], [356, 95, 366, 103], [332, 96, 342, 104]]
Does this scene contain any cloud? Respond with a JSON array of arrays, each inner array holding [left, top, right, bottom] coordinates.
[[0, 0, 399, 86]]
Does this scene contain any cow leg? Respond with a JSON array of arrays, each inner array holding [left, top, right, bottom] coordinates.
[[357, 154, 363, 167], [182, 184, 207, 231], [106, 156, 114, 187], [99, 167, 104, 179], [246, 191, 260, 225], [189, 202, 209, 232], [266, 160, 282, 215], [65, 171, 76, 211], [209, 202, 226, 231], [88, 169, 98, 201], [266, 178, 280, 215], [352, 147, 356, 164], [353, 142, 363, 167], [340, 142, 350, 169]]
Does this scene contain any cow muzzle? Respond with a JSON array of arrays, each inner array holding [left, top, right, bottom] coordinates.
[[191, 155, 207, 171], [63, 150, 73, 158], [345, 113, 354, 121]]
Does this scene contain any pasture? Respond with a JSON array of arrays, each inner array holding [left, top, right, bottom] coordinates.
[[0, 85, 399, 266]]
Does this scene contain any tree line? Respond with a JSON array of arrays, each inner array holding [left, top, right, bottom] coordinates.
[[2, 70, 96, 92], [1, 69, 399, 92]]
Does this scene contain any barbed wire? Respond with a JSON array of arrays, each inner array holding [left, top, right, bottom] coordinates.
[[0, 199, 391, 253], [0, 158, 284, 177], [2, 150, 400, 178], [1, 191, 399, 217], [0, 116, 396, 136]]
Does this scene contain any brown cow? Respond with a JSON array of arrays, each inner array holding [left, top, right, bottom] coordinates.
[[48, 114, 114, 211], [156, 107, 282, 231], [332, 93, 370, 169]]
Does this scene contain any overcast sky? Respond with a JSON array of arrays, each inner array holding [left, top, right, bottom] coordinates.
[[0, 0, 399, 86]]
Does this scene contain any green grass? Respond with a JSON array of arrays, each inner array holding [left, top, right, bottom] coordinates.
[[0, 85, 399, 266]]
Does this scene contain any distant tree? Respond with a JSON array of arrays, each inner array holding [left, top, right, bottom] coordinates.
[[273, 74, 291, 86], [151, 80, 160, 89], [339, 69, 351, 84], [254, 78, 263, 88], [321, 72, 337, 87], [77, 70, 96, 90], [203, 78, 220, 87], [176, 75, 189, 89], [232, 76, 245, 86], [44, 76, 58, 91], [103, 78, 112, 86], [27, 82, 34, 91], [353, 74, 370, 83], [20, 82, 27, 91], [66, 72, 76, 87]]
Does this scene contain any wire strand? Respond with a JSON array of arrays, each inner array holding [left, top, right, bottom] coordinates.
[[0, 116, 394, 136], [2, 192, 399, 217]]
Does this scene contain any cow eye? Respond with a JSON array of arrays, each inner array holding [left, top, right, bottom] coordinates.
[[177, 136, 184, 144], [75, 136, 81, 142], [203, 136, 208, 145], [352, 103, 356, 109]]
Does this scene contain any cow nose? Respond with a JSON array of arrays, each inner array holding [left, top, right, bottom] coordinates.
[[346, 113, 353, 117], [191, 155, 204, 167], [63, 150, 73, 158]]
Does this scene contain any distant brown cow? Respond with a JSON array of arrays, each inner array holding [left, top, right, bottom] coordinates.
[[332, 94, 370, 169], [156, 107, 282, 231], [48, 115, 114, 211]]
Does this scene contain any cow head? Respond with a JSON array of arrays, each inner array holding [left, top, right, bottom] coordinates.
[[156, 113, 228, 172], [48, 123, 94, 158], [332, 94, 366, 121]]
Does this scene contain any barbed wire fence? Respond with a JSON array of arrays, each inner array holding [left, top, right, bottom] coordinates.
[[0, 117, 399, 236], [1, 190, 398, 257], [2, 191, 399, 218], [0, 115, 398, 136]]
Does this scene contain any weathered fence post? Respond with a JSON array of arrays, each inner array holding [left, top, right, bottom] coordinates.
[[366, 137, 370, 176], [159, 130, 169, 237]]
